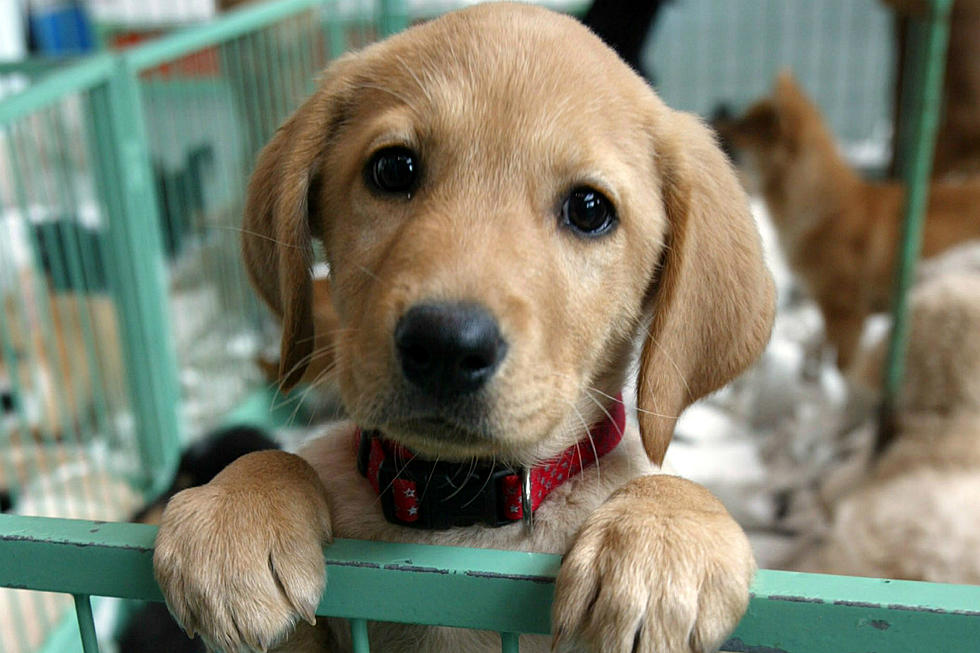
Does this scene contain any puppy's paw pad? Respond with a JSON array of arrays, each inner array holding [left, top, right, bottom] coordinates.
[[552, 481, 754, 653], [154, 468, 331, 653]]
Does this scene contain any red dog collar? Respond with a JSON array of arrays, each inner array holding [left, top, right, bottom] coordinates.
[[356, 396, 626, 530]]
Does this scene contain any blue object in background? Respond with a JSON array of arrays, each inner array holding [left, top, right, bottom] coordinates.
[[29, 0, 94, 55]]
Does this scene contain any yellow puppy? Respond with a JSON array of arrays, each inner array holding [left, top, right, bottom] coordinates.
[[154, 5, 775, 652], [796, 269, 980, 583]]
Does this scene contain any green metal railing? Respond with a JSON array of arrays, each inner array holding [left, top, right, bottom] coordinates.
[[1, 515, 979, 653], [878, 0, 954, 452], [0, 4, 369, 652]]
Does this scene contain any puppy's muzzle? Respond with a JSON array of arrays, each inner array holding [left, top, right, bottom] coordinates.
[[394, 302, 507, 400]]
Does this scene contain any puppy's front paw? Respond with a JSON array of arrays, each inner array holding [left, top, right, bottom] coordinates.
[[154, 451, 332, 652], [552, 476, 754, 653]]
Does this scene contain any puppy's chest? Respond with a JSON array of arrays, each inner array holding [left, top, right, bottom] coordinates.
[[298, 423, 653, 652], [301, 423, 651, 546]]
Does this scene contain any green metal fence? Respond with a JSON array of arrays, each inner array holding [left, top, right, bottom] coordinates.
[[648, 0, 897, 152], [0, 0, 968, 651], [0, 2, 379, 650], [0, 51, 148, 653], [2, 515, 980, 653]]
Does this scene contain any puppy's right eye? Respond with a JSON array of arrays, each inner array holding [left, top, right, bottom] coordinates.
[[366, 147, 419, 196], [561, 186, 617, 236]]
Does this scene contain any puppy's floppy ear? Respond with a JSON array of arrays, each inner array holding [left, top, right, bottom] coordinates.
[[241, 54, 358, 391], [638, 112, 775, 465]]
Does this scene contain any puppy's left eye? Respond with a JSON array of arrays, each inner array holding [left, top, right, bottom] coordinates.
[[366, 147, 419, 196], [561, 187, 617, 236]]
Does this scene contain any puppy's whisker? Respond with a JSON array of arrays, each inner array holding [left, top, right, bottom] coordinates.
[[555, 396, 593, 481], [268, 347, 337, 412], [306, 359, 340, 388], [546, 370, 679, 420], [579, 385, 624, 406], [274, 344, 339, 392], [357, 265, 384, 284], [280, 357, 339, 423], [460, 454, 497, 509], [419, 453, 442, 504], [296, 343, 342, 366], [292, 327, 355, 347], [581, 388, 622, 441], [586, 430, 600, 485], [443, 456, 479, 501], [374, 449, 419, 503], [647, 335, 693, 399], [294, 363, 342, 421], [218, 225, 304, 249], [285, 388, 311, 426], [569, 402, 602, 485]]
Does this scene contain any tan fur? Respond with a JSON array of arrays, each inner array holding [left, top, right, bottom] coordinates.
[[717, 72, 980, 370], [796, 271, 980, 582], [259, 277, 340, 389], [154, 5, 775, 652], [0, 286, 123, 451]]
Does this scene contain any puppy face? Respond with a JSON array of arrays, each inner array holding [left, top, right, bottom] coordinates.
[[244, 4, 774, 466], [319, 16, 666, 464]]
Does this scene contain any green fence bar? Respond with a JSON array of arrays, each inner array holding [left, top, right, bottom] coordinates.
[[0, 54, 114, 124], [350, 618, 370, 653], [735, 569, 980, 653], [72, 595, 100, 653], [313, 539, 557, 634], [98, 61, 183, 495], [124, 0, 332, 71], [500, 632, 520, 653], [879, 0, 954, 451], [378, 0, 408, 36], [2, 515, 980, 652]]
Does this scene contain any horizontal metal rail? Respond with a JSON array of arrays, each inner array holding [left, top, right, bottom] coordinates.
[[0, 57, 84, 75], [2, 514, 979, 652], [0, 54, 115, 125], [122, 0, 336, 71]]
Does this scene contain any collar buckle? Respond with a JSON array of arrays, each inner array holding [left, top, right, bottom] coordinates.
[[519, 467, 533, 535]]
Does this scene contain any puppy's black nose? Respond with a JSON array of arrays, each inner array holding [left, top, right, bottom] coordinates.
[[395, 303, 507, 399], [0, 391, 14, 413]]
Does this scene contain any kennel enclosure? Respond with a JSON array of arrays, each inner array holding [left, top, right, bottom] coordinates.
[[0, 0, 974, 651]]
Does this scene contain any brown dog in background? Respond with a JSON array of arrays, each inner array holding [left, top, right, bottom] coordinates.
[[154, 5, 775, 652], [718, 73, 980, 371]]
